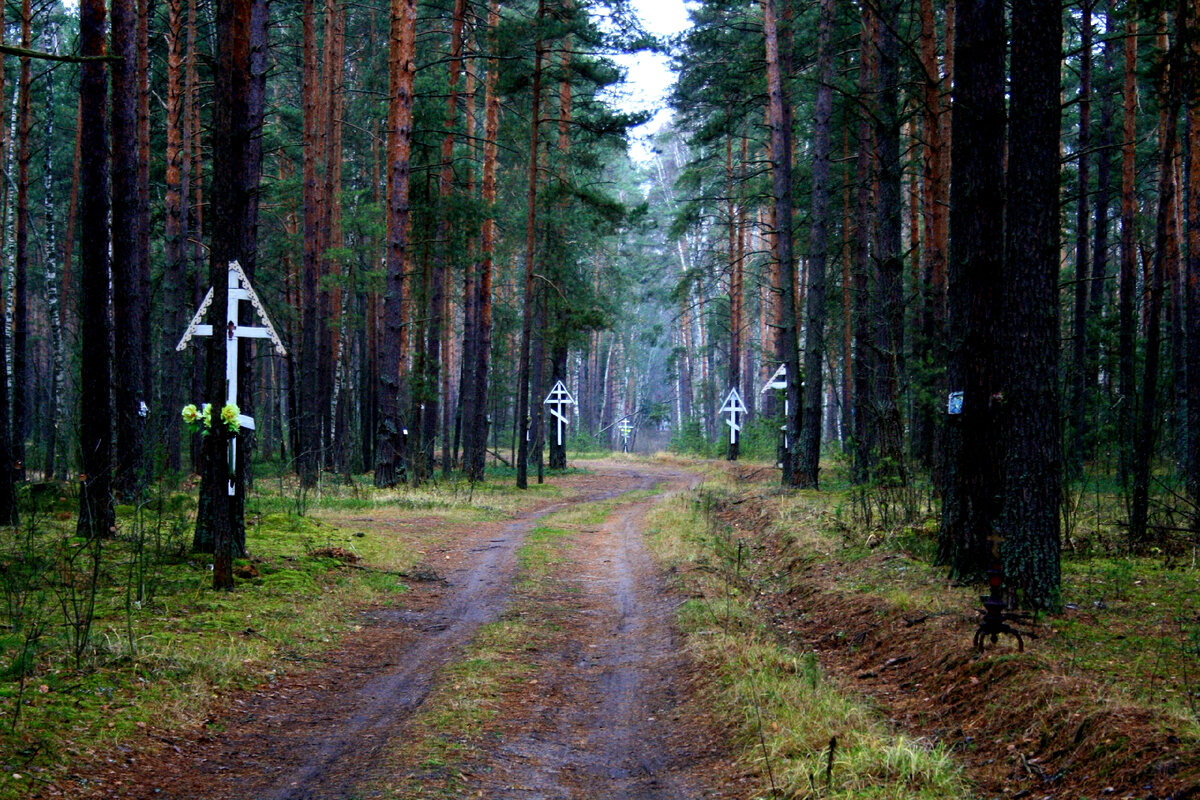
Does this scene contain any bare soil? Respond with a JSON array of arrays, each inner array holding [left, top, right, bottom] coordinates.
[[61, 464, 742, 800]]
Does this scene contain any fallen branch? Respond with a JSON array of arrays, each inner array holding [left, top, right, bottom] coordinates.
[[488, 449, 512, 467]]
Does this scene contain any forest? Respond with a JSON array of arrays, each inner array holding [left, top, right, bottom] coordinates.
[[0, 0, 1199, 794], [0, 0, 1196, 604]]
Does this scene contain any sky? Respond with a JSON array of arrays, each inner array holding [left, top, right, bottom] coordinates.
[[608, 0, 693, 162]]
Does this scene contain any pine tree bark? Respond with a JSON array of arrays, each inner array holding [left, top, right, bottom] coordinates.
[[1130, 18, 1182, 549], [937, 0, 1006, 579], [1069, 0, 1093, 477], [798, 0, 835, 488], [1117, 14, 1138, 492], [1000, 0, 1062, 609], [162, 0, 189, 474], [516, 0, 546, 490], [375, 0, 417, 488], [77, 0, 112, 539], [464, 0, 500, 482], [1185, 1, 1200, 517], [762, 0, 801, 487], [873, 0, 905, 484], [851, 7, 876, 484], [112, 0, 148, 499], [300, 0, 323, 486]]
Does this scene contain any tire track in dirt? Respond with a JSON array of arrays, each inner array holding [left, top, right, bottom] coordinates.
[[76, 473, 646, 800], [470, 467, 738, 800]]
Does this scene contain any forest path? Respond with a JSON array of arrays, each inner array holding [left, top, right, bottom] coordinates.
[[459, 467, 739, 800], [75, 461, 739, 800]]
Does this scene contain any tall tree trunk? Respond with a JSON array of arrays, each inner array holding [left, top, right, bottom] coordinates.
[[1130, 20, 1182, 549], [1069, 0, 1093, 477], [727, 135, 742, 461], [851, 6, 877, 483], [205, 0, 257, 587], [464, 0, 500, 482], [1089, 9, 1115, 464], [873, 0, 905, 484], [1000, 0, 1062, 609], [13, 0, 32, 483], [112, 0, 148, 499], [78, 0, 112, 539], [798, 0, 835, 487], [0, 0, 15, 525], [937, 0, 1006, 579], [300, 0, 323, 486], [162, 0, 189, 474], [1185, 1, 1200, 521], [516, 0, 545, 490], [1117, 14, 1138, 493], [375, 0, 416, 488], [762, 0, 801, 486], [42, 22, 65, 481]]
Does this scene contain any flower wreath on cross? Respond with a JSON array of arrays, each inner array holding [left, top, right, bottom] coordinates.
[[181, 402, 241, 435]]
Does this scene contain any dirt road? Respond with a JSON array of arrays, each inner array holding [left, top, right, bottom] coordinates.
[[75, 463, 737, 800]]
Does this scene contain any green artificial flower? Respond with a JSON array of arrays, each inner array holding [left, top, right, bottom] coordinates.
[[220, 403, 241, 433]]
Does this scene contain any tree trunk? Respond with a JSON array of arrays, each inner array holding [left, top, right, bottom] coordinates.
[[1068, 0, 1093, 478], [727, 135, 742, 461], [464, 0, 500, 482], [0, 0, 15, 525], [375, 0, 417, 488], [300, 0, 323, 487], [1117, 14, 1138, 493], [112, 0, 148, 499], [798, 0, 834, 488], [914, 0, 949, 481], [162, 0, 189, 474], [1130, 20, 1182, 549], [762, 0, 801, 486], [42, 23, 65, 481], [13, 0, 32, 484], [77, 0, 112, 539], [851, 6, 876, 484], [205, 0, 260, 589], [937, 0, 1006, 580], [516, 0, 546, 490], [1185, 2, 1200, 520], [1000, 0, 1062, 609], [873, 0, 905, 484]]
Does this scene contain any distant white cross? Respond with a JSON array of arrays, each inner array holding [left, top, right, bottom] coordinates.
[[718, 387, 747, 446], [618, 419, 633, 451], [177, 261, 287, 495], [543, 380, 577, 447]]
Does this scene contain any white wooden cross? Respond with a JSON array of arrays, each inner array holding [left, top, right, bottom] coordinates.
[[760, 363, 788, 451], [543, 380, 577, 447], [177, 260, 287, 495], [718, 387, 747, 446], [618, 418, 633, 451]]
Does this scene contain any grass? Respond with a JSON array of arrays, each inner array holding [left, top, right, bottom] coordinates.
[[645, 490, 972, 800]]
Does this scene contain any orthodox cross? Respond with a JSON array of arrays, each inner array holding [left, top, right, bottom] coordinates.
[[760, 364, 789, 451], [618, 419, 634, 451], [718, 387, 747, 446], [543, 380, 577, 447], [177, 260, 287, 495]]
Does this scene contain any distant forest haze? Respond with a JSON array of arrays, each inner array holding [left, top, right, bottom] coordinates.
[[0, 0, 1197, 607]]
